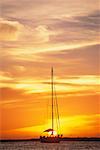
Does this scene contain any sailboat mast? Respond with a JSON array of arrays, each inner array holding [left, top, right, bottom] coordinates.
[[51, 67, 54, 134]]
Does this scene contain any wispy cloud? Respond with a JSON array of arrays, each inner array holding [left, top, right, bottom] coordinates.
[[61, 114, 100, 137], [1, 44, 98, 79]]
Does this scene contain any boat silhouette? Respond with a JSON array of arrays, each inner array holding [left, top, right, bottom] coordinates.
[[40, 68, 62, 143]]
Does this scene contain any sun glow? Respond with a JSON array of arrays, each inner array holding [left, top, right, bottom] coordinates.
[[48, 130, 57, 136]]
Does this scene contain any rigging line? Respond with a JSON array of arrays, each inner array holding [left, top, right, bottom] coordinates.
[[54, 83, 61, 135], [54, 95, 59, 134], [46, 92, 49, 129]]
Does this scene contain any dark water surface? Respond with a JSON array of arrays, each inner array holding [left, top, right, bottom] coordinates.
[[0, 141, 100, 150]]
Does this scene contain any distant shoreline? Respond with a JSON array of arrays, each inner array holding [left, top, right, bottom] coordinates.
[[0, 137, 100, 142]]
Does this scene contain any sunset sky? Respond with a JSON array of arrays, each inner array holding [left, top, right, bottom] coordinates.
[[0, 0, 100, 139]]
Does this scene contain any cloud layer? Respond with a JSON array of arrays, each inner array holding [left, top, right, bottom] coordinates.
[[0, 0, 99, 138]]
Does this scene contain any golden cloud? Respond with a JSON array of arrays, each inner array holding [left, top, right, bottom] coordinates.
[[21, 25, 52, 44], [0, 19, 23, 41]]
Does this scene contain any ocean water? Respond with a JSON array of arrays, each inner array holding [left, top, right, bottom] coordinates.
[[0, 141, 100, 150]]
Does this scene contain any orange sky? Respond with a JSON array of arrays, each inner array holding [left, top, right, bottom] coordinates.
[[0, 0, 100, 139]]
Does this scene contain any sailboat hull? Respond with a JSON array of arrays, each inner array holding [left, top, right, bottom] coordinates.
[[40, 136, 61, 143]]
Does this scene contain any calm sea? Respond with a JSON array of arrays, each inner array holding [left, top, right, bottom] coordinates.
[[0, 141, 100, 150]]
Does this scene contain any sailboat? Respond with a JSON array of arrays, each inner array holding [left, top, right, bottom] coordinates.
[[40, 68, 62, 143]]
